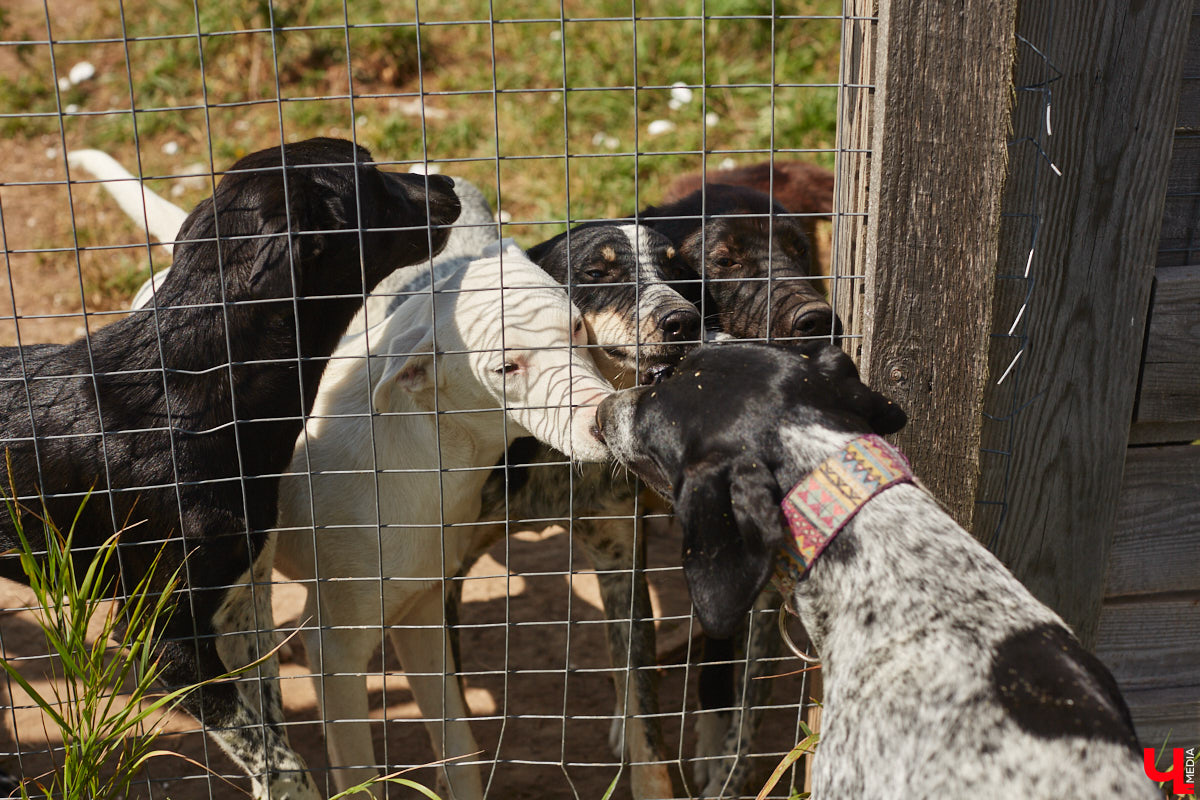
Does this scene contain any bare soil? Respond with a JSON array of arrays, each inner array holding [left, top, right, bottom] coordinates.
[[0, 517, 814, 800]]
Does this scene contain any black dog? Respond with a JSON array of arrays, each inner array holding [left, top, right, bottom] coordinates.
[[0, 137, 459, 799], [637, 184, 837, 341], [595, 343, 1153, 798]]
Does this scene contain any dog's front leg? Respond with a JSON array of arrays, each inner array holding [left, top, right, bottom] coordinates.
[[209, 537, 317, 800], [307, 621, 386, 798], [388, 588, 484, 800], [575, 502, 674, 800]]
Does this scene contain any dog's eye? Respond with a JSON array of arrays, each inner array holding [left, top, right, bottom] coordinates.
[[583, 268, 607, 281], [494, 362, 521, 375], [712, 256, 736, 269]]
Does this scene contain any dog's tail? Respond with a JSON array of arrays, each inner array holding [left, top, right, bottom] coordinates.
[[67, 149, 188, 254]]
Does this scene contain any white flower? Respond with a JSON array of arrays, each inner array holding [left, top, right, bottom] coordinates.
[[68, 61, 96, 85], [161, 141, 179, 155], [705, 112, 720, 127], [670, 82, 693, 104], [719, 158, 737, 170], [647, 119, 676, 136]]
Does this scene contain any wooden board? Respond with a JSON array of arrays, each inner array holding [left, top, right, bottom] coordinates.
[[1157, 136, 1200, 267], [856, 0, 1019, 530], [1121, 686, 1200, 751], [1095, 597, 1200, 693], [977, 3, 1191, 649], [1105, 445, 1200, 597], [830, 0, 875, 360], [1137, 264, 1200, 423]]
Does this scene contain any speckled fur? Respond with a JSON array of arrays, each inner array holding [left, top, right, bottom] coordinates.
[[597, 343, 1157, 799]]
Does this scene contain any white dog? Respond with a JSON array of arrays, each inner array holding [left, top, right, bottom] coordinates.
[[272, 239, 612, 799]]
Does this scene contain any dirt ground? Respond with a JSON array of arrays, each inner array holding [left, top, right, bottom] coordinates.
[[0, 515, 816, 800]]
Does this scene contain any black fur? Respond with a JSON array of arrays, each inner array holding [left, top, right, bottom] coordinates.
[[0, 137, 459, 793], [636, 185, 839, 342], [596, 342, 905, 637], [992, 623, 1139, 754]]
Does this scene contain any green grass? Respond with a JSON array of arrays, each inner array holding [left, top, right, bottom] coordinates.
[[0, 487, 190, 800], [4, 0, 840, 251]]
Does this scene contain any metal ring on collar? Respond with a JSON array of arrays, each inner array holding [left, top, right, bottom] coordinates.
[[778, 605, 820, 664]]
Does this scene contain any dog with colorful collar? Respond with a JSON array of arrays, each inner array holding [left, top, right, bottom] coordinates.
[[595, 342, 1156, 798]]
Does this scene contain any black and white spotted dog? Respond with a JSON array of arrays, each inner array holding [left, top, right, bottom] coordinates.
[[638, 183, 842, 796], [595, 342, 1157, 799], [0, 138, 460, 800]]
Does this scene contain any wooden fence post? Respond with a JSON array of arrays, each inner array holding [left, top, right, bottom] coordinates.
[[977, 2, 1191, 648], [845, 0, 1019, 529]]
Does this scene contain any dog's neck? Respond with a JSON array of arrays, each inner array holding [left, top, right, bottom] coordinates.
[[775, 424, 1054, 667]]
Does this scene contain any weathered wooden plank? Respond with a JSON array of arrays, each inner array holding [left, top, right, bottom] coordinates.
[[978, 3, 1191, 649], [1105, 445, 1200, 597], [856, 0, 1019, 530], [1137, 265, 1200, 423], [1095, 597, 1200, 692], [1157, 135, 1200, 267], [1128, 420, 1200, 445], [829, 0, 874, 360], [1122, 686, 1200, 751]]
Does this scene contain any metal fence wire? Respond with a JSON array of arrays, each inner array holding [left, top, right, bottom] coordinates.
[[0, 2, 861, 799]]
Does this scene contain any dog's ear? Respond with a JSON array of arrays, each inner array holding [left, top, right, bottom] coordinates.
[[812, 345, 908, 435], [372, 325, 437, 412], [246, 186, 326, 298], [675, 456, 787, 638]]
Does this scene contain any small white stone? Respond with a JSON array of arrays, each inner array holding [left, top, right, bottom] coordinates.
[[647, 119, 675, 136], [719, 157, 737, 170], [234, 119, 251, 132], [45, 147, 57, 160], [592, 132, 607, 146], [354, 114, 367, 127], [64, 104, 79, 114], [57, 77, 71, 91], [668, 98, 683, 111], [170, 184, 186, 198], [705, 111, 720, 127], [670, 82, 693, 104], [603, 135, 619, 150], [161, 140, 179, 155], [68, 61, 96, 85], [549, 29, 562, 41], [407, 162, 442, 175], [497, 210, 512, 223]]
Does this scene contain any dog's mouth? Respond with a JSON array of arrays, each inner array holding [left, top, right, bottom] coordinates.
[[597, 345, 690, 386]]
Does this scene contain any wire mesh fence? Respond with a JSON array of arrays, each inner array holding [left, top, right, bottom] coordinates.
[[1, 2, 858, 799]]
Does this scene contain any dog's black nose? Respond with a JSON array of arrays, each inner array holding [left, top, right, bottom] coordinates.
[[642, 363, 675, 386], [793, 307, 834, 338], [659, 308, 701, 343]]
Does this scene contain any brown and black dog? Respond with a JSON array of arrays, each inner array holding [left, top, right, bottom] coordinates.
[[664, 160, 834, 270], [638, 183, 838, 343]]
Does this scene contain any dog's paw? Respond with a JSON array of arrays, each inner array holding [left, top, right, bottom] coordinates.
[[692, 710, 731, 790], [261, 771, 320, 800]]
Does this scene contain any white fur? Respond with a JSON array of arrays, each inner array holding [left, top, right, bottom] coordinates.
[[273, 245, 611, 799]]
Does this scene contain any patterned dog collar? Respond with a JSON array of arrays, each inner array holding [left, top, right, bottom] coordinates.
[[773, 434, 913, 594]]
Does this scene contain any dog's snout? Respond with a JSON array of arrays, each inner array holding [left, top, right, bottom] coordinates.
[[793, 307, 835, 338], [642, 363, 675, 386], [659, 308, 701, 343]]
